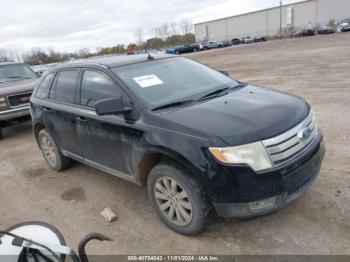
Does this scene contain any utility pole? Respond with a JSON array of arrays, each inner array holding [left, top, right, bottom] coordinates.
[[279, 0, 283, 39]]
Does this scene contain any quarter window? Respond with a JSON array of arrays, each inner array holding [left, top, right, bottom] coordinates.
[[49, 70, 79, 104], [35, 73, 54, 99], [80, 70, 119, 107]]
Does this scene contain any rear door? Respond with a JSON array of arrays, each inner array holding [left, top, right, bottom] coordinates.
[[47, 69, 83, 157]]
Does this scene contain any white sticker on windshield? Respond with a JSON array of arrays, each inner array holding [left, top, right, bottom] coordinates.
[[133, 74, 164, 88]]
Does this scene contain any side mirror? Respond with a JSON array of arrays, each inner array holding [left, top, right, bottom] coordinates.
[[219, 70, 230, 77], [95, 96, 132, 116], [35, 71, 43, 77]]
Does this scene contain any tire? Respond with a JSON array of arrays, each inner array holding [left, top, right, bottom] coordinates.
[[0, 126, 3, 140], [175, 51, 180, 55], [193, 48, 198, 52], [38, 129, 72, 171], [147, 161, 212, 235]]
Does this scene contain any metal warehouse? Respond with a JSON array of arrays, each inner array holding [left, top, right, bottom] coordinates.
[[194, 0, 350, 42]]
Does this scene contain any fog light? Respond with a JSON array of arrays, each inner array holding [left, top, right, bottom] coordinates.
[[248, 196, 277, 211]]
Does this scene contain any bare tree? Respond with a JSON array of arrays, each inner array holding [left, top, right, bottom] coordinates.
[[0, 48, 11, 62], [77, 48, 91, 58], [135, 27, 143, 46], [179, 19, 194, 35], [169, 22, 178, 36], [153, 23, 170, 40]]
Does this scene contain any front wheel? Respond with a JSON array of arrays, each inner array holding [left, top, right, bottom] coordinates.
[[147, 162, 212, 235]]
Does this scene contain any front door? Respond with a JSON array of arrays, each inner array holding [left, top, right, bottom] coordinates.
[[75, 69, 142, 178]]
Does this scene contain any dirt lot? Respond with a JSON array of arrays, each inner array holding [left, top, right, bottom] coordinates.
[[1, 33, 349, 255]]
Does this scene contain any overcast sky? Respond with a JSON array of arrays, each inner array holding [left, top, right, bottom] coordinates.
[[0, 0, 302, 54]]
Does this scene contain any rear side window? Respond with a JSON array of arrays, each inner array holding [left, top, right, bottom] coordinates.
[[80, 70, 119, 107], [49, 70, 79, 104], [35, 73, 54, 99]]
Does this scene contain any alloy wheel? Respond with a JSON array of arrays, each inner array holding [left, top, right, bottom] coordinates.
[[41, 135, 58, 167], [154, 176, 193, 226]]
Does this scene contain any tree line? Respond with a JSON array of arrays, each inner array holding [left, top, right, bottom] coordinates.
[[0, 19, 195, 65]]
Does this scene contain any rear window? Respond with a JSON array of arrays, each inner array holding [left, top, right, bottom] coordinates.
[[35, 73, 54, 99], [49, 70, 79, 104]]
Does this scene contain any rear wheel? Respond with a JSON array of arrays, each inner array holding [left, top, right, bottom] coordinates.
[[38, 129, 72, 171], [175, 51, 180, 55], [147, 161, 212, 235]]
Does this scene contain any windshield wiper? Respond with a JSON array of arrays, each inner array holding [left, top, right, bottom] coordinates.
[[151, 99, 195, 111], [197, 83, 246, 101]]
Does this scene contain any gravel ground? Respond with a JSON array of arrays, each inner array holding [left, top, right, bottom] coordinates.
[[0, 33, 349, 255]]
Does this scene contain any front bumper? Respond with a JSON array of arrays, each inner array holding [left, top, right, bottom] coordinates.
[[212, 137, 325, 218], [0, 106, 30, 121]]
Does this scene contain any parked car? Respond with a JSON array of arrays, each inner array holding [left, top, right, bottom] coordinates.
[[304, 29, 315, 36], [242, 36, 253, 44], [166, 44, 195, 55], [217, 40, 232, 48], [191, 43, 202, 52], [202, 41, 218, 50], [318, 25, 335, 34], [231, 38, 241, 45], [303, 24, 316, 36], [0, 62, 38, 139], [338, 22, 350, 32], [31, 65, 49, 77], [165, 47, 176, 54], [31, 54, 325, 235], [253, 36, 266, 42], [290, 29, 304, 38], [31, 63, 60, 77]]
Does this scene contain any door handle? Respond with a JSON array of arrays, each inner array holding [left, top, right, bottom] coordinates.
[[42, 106, 51, 111], [76, 116, 87, 124]]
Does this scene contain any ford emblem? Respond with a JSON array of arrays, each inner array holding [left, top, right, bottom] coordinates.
[[298, 127, 312, 140]]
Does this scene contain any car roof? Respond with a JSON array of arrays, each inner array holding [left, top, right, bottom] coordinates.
[[53, 53, 176, 70]]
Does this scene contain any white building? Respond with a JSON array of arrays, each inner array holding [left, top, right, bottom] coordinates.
[[194, 0, 350, 42]]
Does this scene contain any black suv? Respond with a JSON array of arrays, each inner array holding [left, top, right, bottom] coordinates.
[[30, 54, 325, 235], [0, 62, 38, 139]]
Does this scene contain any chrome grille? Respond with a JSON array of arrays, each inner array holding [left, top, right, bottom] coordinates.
[[263, 112, 318, 165], [8, 92, 32, 107]]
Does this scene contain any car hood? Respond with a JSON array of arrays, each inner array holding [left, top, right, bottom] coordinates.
[[153, 85, 309, 146], [0, 78, 38, 96]]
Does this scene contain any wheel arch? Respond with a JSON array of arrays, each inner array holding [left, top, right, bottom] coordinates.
[[33, 122, 46, 147], [138, 148, 204, 187]]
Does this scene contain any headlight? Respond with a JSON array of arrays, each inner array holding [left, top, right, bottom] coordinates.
[[209, 142, 273, 172], [0, 97, 7, 108]]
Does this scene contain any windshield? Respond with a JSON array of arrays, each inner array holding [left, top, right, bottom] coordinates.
[[0, 64, 36, 83], [112, 57, 239, 107]]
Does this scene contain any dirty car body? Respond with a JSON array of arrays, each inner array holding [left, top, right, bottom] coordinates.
[[30, 54, 325, 234]]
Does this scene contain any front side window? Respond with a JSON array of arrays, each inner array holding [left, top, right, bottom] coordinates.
[[35, 73, 54, 99], [49, 70, 79, 104], [112, 57, 239, 107], [0, 64, 36, 83], [80, 70, 119, 107]]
